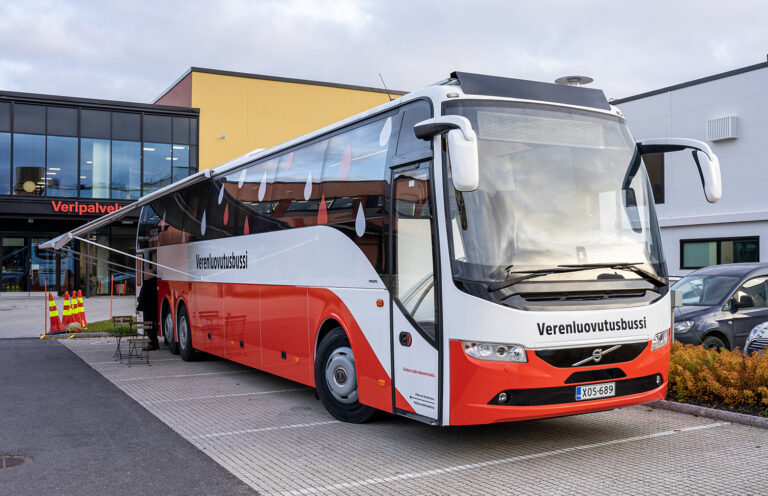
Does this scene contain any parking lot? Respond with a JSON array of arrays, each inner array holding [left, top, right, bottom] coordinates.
[[57, 337, 768, 495]]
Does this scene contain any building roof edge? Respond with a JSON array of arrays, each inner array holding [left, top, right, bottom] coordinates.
[[613, 60, 768, 104]]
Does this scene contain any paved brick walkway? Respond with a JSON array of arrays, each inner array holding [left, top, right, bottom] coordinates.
[[63, 338, 768, 495]]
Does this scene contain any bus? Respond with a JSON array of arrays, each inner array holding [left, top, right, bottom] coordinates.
[[43, 72, 721, 425]]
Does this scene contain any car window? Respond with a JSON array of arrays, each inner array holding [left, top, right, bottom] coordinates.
[[733, 276, 768, 308], [672, 275, 740, 306]]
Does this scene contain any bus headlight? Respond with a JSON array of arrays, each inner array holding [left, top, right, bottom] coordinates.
[[651, 329, 670, 351], [462, 341, 527, 362]]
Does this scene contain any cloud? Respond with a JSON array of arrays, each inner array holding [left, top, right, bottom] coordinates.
[[0, 0, 767, 102]]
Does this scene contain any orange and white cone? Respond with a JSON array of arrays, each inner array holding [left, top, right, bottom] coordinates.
[[47, 292, 65, 334], [77, 290, 88, 327], [61, 292, 74, 327]]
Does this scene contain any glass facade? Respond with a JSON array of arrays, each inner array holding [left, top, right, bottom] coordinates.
[[0, 101, 198, 200], [0, 97, 198, 294]]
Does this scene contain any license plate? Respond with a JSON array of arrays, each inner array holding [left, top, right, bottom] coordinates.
[[575, 382, 616, 401]]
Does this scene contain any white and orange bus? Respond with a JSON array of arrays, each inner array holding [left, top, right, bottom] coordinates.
[[44, 72, 722, 425]]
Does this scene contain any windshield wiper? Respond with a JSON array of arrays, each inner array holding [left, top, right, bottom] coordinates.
[[488, 266, 590, 292], [488, 262, 666, 293], [557, 262, 666, 287]]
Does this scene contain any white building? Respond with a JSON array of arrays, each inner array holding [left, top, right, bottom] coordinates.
[[614, 58, 768, 276]]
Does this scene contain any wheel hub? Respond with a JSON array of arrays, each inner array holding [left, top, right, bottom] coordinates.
[[325, 347, 358, 404]]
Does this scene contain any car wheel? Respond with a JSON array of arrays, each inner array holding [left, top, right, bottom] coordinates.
[[177, 305, 195, 362], [314, 328, 375, 423], [163, 307, 179, 355], [702, 335, 727, 351]]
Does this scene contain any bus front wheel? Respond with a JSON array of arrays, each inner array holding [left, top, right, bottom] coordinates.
[[177, 305, 195, 362], [314, 328, 375, 423]]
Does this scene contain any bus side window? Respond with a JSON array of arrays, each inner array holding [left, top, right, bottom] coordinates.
[[393, 100, 432, 164], [232, 157, 279, 236], [322, 117, 391, 274], [273, 140, 328, 229]]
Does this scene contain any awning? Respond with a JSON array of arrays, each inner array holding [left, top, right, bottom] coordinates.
[[37, 148, 264, 251]]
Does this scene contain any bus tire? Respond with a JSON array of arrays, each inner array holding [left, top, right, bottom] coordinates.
[[177, 305, 195, 362], [163, 306, 179, 355], [314, 327, 375, 423]]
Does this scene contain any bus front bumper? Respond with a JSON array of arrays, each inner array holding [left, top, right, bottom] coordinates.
[[448, 339, 669, 426]]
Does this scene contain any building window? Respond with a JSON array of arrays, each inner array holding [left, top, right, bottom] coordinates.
[[681, 237, 759, 269], [46, 136, 78, 197], [143, 142, 172, 194], [13, 133, 46, 196], [0, 132, 9, 195], [643, 153, 664, 204], [112, 140, 141, 199], [80, 138, 111, 198]]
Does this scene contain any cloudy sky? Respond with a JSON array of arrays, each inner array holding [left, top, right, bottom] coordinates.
[[1, 0, 767, 103]]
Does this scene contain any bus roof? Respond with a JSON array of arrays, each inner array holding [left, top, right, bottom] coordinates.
[[39, 72, 613, 251]]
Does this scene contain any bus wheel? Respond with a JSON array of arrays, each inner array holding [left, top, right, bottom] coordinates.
[[314, 328, 375, 423], [177, 305, 195, 362], [163, 308, 179, 355]]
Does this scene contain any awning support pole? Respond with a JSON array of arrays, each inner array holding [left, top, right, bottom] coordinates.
[[73, 236, 201, 281]]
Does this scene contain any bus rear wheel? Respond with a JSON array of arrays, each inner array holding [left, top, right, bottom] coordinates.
[[314, 328, 375, 423], [163, 307, 179, 355], [177, 305, 195, 362]]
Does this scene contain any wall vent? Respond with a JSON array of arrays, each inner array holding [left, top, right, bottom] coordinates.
[[707, 116, 738, 141]]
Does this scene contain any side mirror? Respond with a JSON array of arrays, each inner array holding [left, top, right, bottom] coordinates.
[[736, 294, 755, 310], [415, 116, 479, 192], [637, 138, 722, 203]]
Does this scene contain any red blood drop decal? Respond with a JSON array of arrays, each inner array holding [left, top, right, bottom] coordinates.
[[244, 217, 250, 235], [223, 204, 229, 225], [317, 194, 328, 224], [340, 144, 352, 180]]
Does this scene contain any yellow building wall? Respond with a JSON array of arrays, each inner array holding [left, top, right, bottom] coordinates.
[[190, 72, 396, 170]]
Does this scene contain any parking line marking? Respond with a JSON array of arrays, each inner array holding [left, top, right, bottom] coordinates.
[[90, 358, 179, 365], [116, 371, 250, 381], [141, 387, 309, 404], [196, 420, 340, 439], [276, 422, 728, 495]]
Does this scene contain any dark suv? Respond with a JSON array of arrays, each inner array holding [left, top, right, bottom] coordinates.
[[672, 263, 768, 350]]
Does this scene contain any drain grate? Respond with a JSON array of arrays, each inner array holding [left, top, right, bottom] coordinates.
[[0, 456, 31, 469]]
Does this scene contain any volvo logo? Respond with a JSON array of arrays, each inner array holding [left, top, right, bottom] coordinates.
[[572, 344, 622, 367]]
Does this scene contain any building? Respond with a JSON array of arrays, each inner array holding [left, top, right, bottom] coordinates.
[[154, 67, 404, 170], [614, 58, 768, 276], [1, 70, 401, 295], [0, 91, 200, 295]]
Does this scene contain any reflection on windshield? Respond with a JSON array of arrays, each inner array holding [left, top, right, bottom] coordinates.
[[672, 275, 740, 306], [443, 101, 665, 285]]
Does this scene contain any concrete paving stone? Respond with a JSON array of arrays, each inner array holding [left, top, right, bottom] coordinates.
[[61, 338, 768, 495]]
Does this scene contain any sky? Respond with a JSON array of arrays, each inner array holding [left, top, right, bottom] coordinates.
[[1, 0, 767, 104]]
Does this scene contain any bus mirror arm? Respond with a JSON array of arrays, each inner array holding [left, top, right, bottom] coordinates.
[[637, 138, 722, 203], [414, 116, 479, 192]]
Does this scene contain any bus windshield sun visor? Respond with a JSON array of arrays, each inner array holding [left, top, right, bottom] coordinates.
[[38, 169, 211, 251]]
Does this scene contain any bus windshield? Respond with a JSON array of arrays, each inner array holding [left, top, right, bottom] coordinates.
[[443, 101, 665, 286]]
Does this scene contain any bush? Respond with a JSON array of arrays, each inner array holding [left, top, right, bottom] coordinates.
[[668, 341, 768, 416]]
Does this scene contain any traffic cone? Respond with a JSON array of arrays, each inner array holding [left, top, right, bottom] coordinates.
[[47, 292, 65, 334], [61, 292, 74, 327], [71, 293, 82, 330], [78, 290, 88, 327]]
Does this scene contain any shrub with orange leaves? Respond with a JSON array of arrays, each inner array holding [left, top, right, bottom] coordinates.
[[668, 341, 768, 416]]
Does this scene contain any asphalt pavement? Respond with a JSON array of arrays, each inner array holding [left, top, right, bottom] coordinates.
[[0, 338, 256, 496]]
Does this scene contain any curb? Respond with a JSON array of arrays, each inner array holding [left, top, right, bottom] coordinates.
[[649, 400, 768, 429]]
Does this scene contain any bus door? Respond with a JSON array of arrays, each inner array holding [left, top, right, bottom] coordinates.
[[390, 161, 441, 423]]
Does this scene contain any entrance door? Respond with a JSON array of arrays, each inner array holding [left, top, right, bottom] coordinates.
[[390, 162, 440, 422], [1, 238, 28, 292]]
